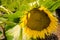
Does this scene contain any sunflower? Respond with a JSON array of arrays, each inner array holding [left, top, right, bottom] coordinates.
[[20, 6, 58, 39]]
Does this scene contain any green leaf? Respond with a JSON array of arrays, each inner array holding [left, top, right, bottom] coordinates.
[[0, 17, 7, 22], [6, 25, 21, 40], [0, 31, 2, 35], [5, 22, 16, 31], [0, 0, 2, 5], [25, 0, 36, 3], [6, 34, 14, 40], [19, 4, 30, 11], [39, 0, 54, 8], [38, 0, 60, 12], [43, 0, 54, 8], [50, 1, 60, 11], [7, 12, 21, 23]]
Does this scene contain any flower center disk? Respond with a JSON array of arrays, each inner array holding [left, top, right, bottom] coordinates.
[[27, 8, 50, 31]]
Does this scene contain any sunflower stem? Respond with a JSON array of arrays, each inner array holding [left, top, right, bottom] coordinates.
[[19, 28, 22, 40]]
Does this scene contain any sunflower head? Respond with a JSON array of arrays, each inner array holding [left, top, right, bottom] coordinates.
[[20, 6, 58, 39], [27, 8, 50, 31]]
